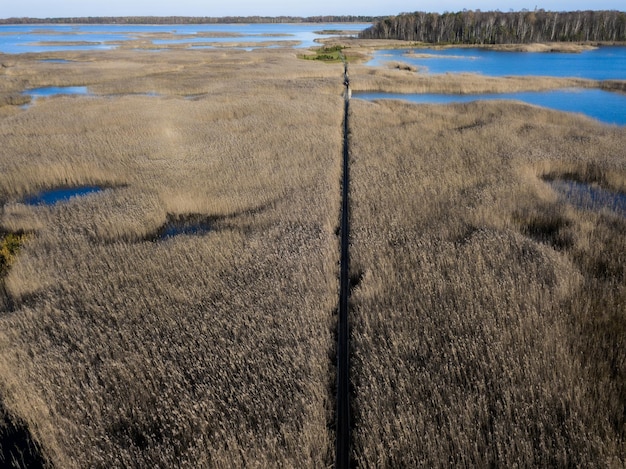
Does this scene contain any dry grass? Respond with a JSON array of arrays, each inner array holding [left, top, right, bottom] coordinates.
[[0, 47, 339, 97], [601, 80, 626, 94], [347, 95, 626, 466], [348, 63, 602, 94], [318, 37, 424, 51], [487, 42, 598, 52], [0, 48, 345, 467], [2, 40, 625, 467]]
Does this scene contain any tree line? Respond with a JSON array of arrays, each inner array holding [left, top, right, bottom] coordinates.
[[0, 15, 377, 25], [359, 10, 626, 43]]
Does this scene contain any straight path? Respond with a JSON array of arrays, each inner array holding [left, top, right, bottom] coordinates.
[[335, 60, 351, 469]]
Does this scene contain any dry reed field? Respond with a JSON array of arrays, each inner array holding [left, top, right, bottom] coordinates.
[[2, 37, 626, 468], [0, 47, 345, 467], [347, 92, 626, 466]]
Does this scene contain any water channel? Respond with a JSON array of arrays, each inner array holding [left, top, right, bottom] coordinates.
[[354, 88, 626, 126]]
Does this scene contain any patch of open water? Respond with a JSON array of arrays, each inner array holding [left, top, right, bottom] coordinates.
[[548, 180, 626, 217], [20, 86, 90, 108], [23, 186, 103, 205], [23, 86, 89, 98]]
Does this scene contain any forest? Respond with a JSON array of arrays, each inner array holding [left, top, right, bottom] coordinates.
[[359, 10, 626, 43]]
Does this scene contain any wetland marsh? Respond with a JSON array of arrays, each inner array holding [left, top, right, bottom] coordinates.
[[0, 23, 625, 468]]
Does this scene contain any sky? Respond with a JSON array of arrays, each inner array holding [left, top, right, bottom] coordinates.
[[1, 0, 624, 19]]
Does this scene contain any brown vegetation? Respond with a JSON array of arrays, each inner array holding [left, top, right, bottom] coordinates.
[[601, 79, 626, 94], [348, 63, 601, 94], [0, 93, 30, 108], [347, 92, 626, 466], [0, 48, 345, 467], [487, 42, 598, 52], [316, 36, 622, 65], [1, 39, 625, 468]]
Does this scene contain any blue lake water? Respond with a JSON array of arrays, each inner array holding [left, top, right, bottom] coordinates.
[[354, 89, 626, 126], [368, 47, 626, 80], [0, 23, 370, 53], [24, 186, 103, 205]]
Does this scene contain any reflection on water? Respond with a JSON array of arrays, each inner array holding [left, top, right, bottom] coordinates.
[[353, 89, 626, 126], [23, 86, 90, 99], [23, 186, 103, 205], [548, 180, 626, 217]]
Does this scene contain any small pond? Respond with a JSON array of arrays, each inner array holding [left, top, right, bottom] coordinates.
[[24, 186, 103, 205], [353, 89, 626, 126], [548, 180, 626, 217]]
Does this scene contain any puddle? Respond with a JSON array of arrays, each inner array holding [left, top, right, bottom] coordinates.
[[155, 214, 213, 240], [548, 179, 626, 217], [23, 186, 103, 206]]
